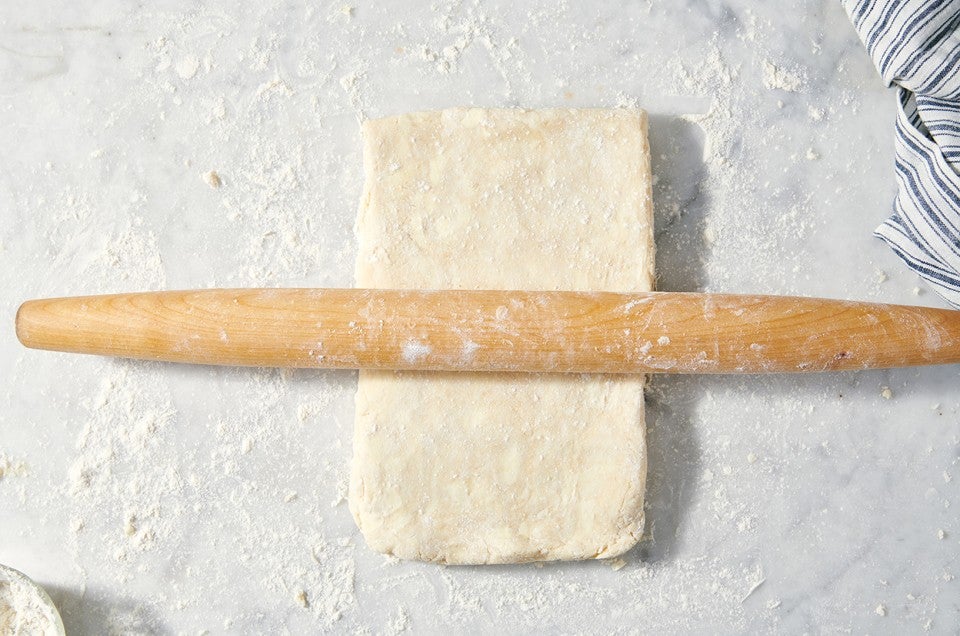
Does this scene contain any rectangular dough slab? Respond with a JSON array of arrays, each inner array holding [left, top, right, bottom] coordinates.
[[350, 108, 654, 564]]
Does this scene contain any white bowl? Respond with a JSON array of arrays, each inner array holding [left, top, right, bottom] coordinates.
[[0, 563, 66, 636]]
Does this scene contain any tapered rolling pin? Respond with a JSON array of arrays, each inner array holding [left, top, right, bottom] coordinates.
[[14, 289, 960, 373]]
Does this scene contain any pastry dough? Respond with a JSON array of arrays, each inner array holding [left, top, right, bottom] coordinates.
[[350, 108, 654, 564]]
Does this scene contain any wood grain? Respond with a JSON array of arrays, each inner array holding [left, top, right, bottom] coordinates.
[[15, 288, 960, 373]]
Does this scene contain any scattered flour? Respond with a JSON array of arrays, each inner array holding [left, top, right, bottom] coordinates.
[[401, 339, 432, 363], [202, 170, 222, 189], [0, 455, 28, 480], [808, 106, 825, 121], [388, 604, 410, 633], [175, 54, 200, 80], [762, 60, 806, 92]]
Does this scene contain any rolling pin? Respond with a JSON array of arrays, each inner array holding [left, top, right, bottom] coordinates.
[[15, 288, 960, 373]]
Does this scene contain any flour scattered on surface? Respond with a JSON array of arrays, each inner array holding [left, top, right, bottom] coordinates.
[[0, 454, 28, 480], [295, 589, 309, 607], [202, 170, 222, 189], [175, 54, 200, 80], [762, 60, 806, 92], [388, 604, 410, 633]]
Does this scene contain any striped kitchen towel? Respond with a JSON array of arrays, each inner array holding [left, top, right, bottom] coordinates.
[[842, 0, 960, 307]]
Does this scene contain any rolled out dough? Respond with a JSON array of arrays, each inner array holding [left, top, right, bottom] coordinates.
[[350, 108, 654, 564]]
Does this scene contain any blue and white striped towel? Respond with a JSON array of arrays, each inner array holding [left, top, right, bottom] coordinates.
[[842, 0, 960, 307]]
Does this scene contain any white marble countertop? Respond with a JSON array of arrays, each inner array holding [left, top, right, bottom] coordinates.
[[2, 1, 958, 633]]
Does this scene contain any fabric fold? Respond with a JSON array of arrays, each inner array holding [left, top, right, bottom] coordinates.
[[842, 0, 960, 306]]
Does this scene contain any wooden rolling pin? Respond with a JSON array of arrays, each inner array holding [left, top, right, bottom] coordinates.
[[14, 288, 960, 373]]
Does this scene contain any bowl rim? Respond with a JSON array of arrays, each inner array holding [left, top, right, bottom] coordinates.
[[0, 562, 67, 636]]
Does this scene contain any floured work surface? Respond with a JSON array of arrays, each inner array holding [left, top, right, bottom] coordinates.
[[351, 108, 654, 564]]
